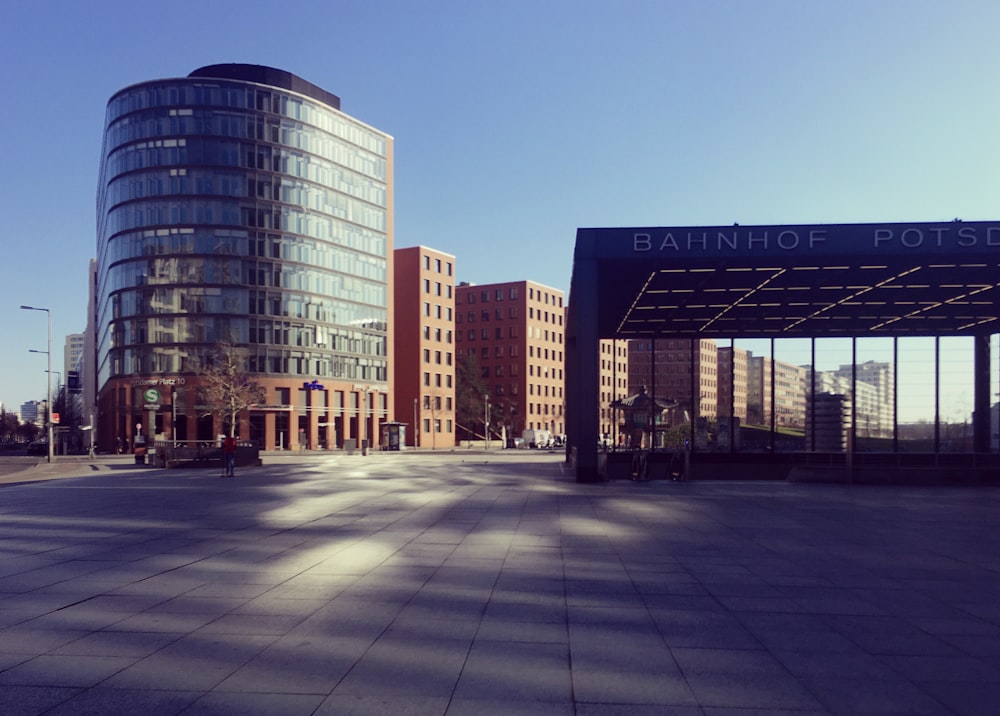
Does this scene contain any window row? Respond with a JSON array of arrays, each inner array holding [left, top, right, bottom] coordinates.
[[103, 137, 385, 194], [422, 255, 454, 276], [422, 279, 453, 298], [103, 196, 387, 242], [422, 349, 453, 366], [458, 327, 520, 341], [104, 166, 387, 218], [422, 372, 455, 388], [422, 326, 453, 344], [421, 395, 454, 411], [106, 82, 387, 155], [422, 303, 455, 320], [106, 96, 387, 170], [422, 418, 453, 434]]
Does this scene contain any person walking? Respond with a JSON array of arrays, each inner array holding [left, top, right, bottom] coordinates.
[[222, 435, 237, 477]]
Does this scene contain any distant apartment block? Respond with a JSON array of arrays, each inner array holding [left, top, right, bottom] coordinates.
[[393, 246, 456, 448], [628, 338, 719, 421], [456, 281, 566, 439], [599, 339, 629, 441], [717, 346, 749, 422]]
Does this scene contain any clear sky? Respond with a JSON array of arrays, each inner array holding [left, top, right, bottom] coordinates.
[[2, 0, 998, 414]]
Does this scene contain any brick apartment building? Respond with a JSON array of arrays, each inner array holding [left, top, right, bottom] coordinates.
[[456, 281, 566, 441], [599, 339, 630, 443], [628, 338, 719, 421], [393, 247, 456, 448]]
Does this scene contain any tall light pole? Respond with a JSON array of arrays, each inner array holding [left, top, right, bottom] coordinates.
[[484, 393, 490, 451], [21, 305, 53, 463], [413, 397, 418, 449]]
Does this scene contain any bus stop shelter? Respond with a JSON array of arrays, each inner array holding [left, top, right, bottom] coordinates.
[[566, 220, 1000, 482]]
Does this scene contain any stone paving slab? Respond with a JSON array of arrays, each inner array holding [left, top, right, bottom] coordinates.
[[0, 451, 999, 714]]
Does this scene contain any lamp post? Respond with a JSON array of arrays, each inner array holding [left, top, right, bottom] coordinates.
[[484, 393, 490, 451], [413, 397, 418, 449], [21, 305, 52, 464]]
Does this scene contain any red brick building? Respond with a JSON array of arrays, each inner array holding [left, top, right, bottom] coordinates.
[[393, 247, 456, 448], [456, 280, 566, 442]]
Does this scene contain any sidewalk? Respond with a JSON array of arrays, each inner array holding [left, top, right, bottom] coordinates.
[[0, 451, 998, 714]]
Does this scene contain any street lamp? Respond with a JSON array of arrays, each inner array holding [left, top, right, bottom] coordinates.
[[484, 393, 490, 451], [413, 397, 418, 449], [21, 305, 53, 463]]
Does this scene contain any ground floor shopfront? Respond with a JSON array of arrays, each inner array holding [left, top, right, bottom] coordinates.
[[95, 375, 390, 454]]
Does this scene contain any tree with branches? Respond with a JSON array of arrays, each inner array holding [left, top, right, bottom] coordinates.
[[455, 350, 488, 442], [197, 342, 266, 438]]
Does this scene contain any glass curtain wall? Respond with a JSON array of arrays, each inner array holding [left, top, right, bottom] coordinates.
[[700, 334, 994, 454]]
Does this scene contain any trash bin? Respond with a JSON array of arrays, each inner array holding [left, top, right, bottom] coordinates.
[[361, 439, 368, 457]]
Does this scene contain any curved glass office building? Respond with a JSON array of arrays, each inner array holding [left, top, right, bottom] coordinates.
[[95, 64, 393, 452]]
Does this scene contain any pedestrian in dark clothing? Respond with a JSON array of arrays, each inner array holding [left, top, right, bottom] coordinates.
[[222, 436, 237, 477]]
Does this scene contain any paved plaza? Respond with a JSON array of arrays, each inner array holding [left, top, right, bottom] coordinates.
[[1, 451, 999, 715]]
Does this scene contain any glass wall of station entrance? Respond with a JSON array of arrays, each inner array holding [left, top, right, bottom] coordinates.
[[610, 334, 999, 455]]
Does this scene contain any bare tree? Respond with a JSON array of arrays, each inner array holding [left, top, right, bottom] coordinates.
[[197, 342, 266, 438]]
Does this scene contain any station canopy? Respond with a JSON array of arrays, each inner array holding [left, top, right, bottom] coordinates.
[[572, 220, 1000, 339]]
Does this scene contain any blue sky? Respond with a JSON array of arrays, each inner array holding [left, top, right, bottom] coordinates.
[[2, 0, 998, 414]]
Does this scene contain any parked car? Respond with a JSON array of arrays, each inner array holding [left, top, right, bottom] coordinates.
[[27, 440, 49, 455]]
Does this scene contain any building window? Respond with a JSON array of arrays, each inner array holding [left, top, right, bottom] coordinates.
[[424, 255, 430, 270]]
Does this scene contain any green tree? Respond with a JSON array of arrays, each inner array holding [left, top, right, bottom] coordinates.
[[455, 350, 488, 441], [197, 342, 266, 438]]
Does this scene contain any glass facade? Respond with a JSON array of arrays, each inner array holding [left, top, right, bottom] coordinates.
[[96, 66, 391, 394]]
